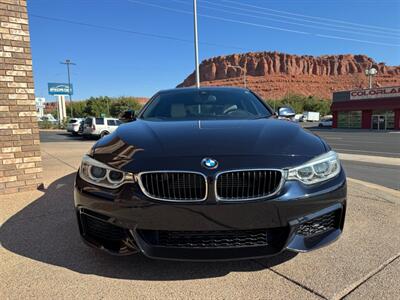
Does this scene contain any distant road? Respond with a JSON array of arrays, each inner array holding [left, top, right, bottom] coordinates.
[[309, 128, 400, 158], [40, 130, 87, 143], [341, 160, 399, 191]]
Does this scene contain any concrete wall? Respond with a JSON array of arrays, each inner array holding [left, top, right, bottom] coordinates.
[[0, 0, 42, 194]]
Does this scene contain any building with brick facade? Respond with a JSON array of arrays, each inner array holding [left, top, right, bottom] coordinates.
[[0, 0, 43, 194], [331, 86, 400, 130]]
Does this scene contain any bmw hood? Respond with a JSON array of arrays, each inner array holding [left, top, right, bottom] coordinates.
[[91, 119, 328, 172]]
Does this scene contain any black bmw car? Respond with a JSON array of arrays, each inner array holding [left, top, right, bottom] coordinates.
[[74, 87, 346, 260]]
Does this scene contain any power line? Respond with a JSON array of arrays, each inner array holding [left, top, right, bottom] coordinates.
[[29, 14, 249, 51], [220, 0, 400, 34], [127, 0, 400, 47], [315, 33, 400, 47], [126, 0, 310, 35], [193, 0, 400, 40]]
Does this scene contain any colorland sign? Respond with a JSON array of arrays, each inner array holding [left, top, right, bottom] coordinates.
[[48, 83, 73, 96], [350, 86, 400, 100]]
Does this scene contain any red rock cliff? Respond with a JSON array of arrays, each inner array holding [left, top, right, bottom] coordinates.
[[177, 52, 400, 99]]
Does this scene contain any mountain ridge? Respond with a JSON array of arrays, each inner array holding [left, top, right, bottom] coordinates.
[[177, 52, 400, 99]]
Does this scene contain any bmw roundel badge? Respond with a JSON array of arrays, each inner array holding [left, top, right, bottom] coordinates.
[[201, 158, 218, 169]]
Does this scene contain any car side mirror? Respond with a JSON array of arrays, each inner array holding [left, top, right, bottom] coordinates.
[[278, 107, 295, 118], [120, 110, 136, 123]]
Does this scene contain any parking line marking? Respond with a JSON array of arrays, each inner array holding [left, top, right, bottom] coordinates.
[[332, 254, 400, 300], [252, 260, 328, 299]]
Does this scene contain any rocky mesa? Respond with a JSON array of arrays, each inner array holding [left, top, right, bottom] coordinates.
[[177, 52, 400, 99]]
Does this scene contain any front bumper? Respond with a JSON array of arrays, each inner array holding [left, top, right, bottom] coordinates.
[[74, 170, 346, 261]]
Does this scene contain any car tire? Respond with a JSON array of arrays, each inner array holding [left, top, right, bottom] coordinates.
[[100, 131, 109, 138]]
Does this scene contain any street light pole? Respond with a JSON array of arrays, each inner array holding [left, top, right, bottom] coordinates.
[[61, 59, 76, 118], [193, 0, 200, 88], [365, 67, 377, 89]]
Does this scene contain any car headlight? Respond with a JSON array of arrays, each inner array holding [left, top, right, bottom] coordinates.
[[287, 151, 341, 185], [79, 155, 135, 188]]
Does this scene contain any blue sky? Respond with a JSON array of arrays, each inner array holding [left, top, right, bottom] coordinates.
[[28, 0, 400, 100]]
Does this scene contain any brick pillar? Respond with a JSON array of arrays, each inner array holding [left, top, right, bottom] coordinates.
[[0, 0, 43, 194]]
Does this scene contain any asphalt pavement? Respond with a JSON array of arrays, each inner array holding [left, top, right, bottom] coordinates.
[[309, 128, 400, 158], [40, 130, 399, 191], [40, 130, 86, 143], [341, 160, 399, 190]]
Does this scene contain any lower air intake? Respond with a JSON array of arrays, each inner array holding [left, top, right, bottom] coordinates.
[[79, 210, 127, 242], [297, 210, 340, 237], [138, 228, 289, 249]]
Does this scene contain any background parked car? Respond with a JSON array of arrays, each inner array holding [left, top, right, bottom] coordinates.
[[39, 114, 58, 124], [82, 117, 121, 138], [319, 115, 333, 127], [66, 118, 83, 135], [303, 111, 320, 122], [294, 114, 304, 122], [78, 119, 85, 135]]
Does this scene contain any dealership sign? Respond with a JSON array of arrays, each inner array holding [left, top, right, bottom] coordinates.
[[350, 87, 400, 100], [48, 83, 73, 95]]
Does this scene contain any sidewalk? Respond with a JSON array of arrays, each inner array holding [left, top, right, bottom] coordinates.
[[1, 142, 399, 299]]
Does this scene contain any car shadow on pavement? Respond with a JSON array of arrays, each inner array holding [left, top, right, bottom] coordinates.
[[0, 173, 297, 281]]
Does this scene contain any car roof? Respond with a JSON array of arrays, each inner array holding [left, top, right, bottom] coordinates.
[[157, 86, 249, 95]]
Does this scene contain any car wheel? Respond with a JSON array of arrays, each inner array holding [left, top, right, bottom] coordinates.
[[100, 131, 109, 138], [318, 124, 323, 127]]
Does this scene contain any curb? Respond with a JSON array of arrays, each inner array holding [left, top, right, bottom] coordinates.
[[347, 177, 400, 200], [339, 153, 400, 166]]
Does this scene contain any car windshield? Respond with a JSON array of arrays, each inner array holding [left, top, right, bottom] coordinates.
[[140, 89, 272, 121]]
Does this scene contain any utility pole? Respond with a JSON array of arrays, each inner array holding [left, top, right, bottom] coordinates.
[[61, 59, 76, 118], [193, 0, 200, 88]]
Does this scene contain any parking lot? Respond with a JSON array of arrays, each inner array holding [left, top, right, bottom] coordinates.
[[1, 129, 399, 299]]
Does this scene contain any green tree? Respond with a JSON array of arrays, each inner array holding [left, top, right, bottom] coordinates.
[[264, 93, 331, 116], [62, 96, 144, 118], [109, 96, 142, 117]]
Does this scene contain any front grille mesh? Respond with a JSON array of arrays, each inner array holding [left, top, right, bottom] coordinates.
[[297, 211, 339, 237], [216, 170, 282, 200], [140, 172, 206, 201], [141, 229, 269, 248]]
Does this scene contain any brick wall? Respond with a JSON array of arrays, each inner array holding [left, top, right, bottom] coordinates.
[[0, 0, 42, 194]]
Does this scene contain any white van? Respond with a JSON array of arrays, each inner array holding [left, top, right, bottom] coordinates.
[[82, 117, 121, 138]]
